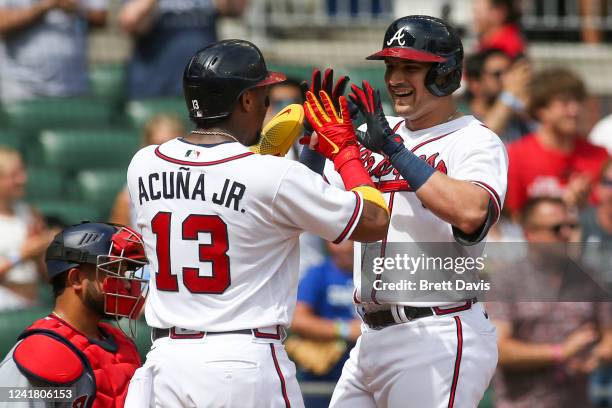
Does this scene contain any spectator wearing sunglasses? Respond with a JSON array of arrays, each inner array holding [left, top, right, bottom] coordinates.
[[464, 49, 535, 144], [506, 68, 610, 216], [487, 196, 612, 408]]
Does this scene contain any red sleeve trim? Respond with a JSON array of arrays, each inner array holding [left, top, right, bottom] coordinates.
[[333, 191, 362, 244], [470, 181, 502, 222]]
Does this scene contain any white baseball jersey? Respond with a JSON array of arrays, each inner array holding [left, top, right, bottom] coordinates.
[[324, 115, 508, 306], [326, 114, 505, 408], [127, 138, 363, 332]]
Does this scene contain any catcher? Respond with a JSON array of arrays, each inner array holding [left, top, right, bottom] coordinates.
[[0, 222, 148, 408]]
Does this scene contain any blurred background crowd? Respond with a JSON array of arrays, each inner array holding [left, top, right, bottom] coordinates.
[[1, 0, 612, 406]]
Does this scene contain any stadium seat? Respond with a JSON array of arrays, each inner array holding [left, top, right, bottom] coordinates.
[[90, 64, 125, 102], [74, 169, 127, 217], [34, 200, 102, 225], [0, 129, 23, 151], [4, 98, 117, 131], [125, 98, 190, 129], [0, 307, 51, 358], [26, 167, 65, 201], [39, 129, 139, 172]]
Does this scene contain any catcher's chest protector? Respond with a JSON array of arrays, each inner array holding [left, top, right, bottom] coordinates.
[[21, 317, 141, 408]]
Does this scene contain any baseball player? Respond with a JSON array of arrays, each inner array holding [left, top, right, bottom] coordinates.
[[302, 16, 508, 407], [0, 222, 147, 408], [124, 39, 390, 407]]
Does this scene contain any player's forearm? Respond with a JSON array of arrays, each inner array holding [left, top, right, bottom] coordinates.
[[350, 201, 389, 242], [118, 0, 157, 34], [415, 173, 490, 234], [0, 2, 52, 35], [498, 338, 563, 372]]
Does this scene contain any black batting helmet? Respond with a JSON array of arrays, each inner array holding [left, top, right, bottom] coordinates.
[[367, 15, 463, 97], [183, 39, 286, 123]]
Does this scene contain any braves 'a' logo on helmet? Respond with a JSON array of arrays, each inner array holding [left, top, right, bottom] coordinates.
[[386, 27, 407, 46]]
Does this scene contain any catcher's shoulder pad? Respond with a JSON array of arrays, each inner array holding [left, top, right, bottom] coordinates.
[[14, 332, 84, 385]]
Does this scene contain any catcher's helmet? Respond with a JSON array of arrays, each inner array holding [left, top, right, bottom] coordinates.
[[183, 39, 286, 122], [45, 222, 148, 326], [367, 15, 463, 97]]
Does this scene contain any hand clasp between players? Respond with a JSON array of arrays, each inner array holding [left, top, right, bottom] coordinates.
[[303, 90, 358, 162]]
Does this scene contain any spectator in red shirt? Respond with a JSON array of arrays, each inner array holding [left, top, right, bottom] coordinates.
[[506, 68, 609, 215], [472, 0, 526, 58]]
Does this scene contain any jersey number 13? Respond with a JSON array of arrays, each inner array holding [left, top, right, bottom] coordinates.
[[151, 212, 230, 294]]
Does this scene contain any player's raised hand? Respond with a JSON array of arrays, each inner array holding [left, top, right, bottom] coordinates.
[[349, 81, 404, 157], [303, 90, 356, 161], [300, 68, 350, 145]]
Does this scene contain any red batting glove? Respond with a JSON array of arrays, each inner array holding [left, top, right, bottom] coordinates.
[[303, 90, 357, 162], [303, 90, 374, 189], [299, 68, 350, 146]]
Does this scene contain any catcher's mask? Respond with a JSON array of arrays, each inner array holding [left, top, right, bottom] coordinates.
[[45, 222, 149, 337]]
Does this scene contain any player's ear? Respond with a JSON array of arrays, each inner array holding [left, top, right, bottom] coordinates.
[[66, 267, 85, 291], [239, 90, 254, 113]]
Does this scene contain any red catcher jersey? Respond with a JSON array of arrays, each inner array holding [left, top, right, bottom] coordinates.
[[325, 115, 508, 306], [127, 139, 362, 331]]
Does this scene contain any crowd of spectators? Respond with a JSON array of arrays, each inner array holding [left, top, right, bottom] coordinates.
[[464, 2, 612, 406], [0, 0, 611, 406], [489, 197, 612, 408], [0, 0, 108, 103], [119, 0, 247, 99]]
